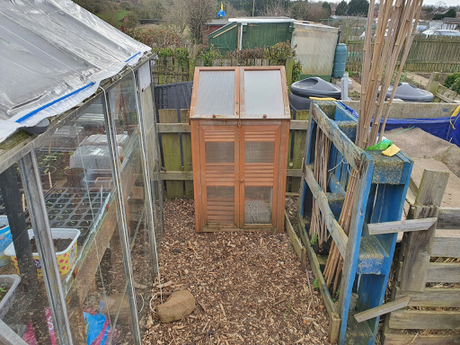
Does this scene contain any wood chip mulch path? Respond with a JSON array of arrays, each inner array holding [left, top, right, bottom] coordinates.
[[143, 198, 331, 345]]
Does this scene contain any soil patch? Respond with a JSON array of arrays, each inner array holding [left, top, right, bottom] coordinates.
[[143, 198, 331, 344], [30, 238, 72, 253]]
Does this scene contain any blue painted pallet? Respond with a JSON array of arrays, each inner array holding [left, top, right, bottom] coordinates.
[[300, 101, 413, 345]]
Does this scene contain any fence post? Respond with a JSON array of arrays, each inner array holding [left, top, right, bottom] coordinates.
[[286, 57, 294, 90], [426, 72, 441, 96]]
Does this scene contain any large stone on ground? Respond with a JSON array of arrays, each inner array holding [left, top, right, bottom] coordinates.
[[157, 290, 195, 323]]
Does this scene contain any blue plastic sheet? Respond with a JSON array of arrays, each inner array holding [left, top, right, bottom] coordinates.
[[83, 312, 110, 345], [338, 102, 460, 147], [384, 115, 460, 146]]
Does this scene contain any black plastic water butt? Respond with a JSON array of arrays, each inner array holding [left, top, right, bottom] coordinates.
[[385, 82, 434, 102], [289, 77, 342, 112]]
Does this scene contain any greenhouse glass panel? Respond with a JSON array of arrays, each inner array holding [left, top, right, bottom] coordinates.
[[241, 70, 284, 118], [0, 166, 62, 344], [194, 70, 236, 117], [109, 72, 155, 338], [140, 83, 164, 237], [31, 95, 136, 344]]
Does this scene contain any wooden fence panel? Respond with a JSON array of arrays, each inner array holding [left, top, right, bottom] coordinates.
[[288, 110, 308, 193], [346, 36, 460, 73], [159, 109, 184, 198]]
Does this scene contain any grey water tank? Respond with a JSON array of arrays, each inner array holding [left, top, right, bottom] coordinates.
[[289, 77, 341, 111], [385, 82, 434, 102]]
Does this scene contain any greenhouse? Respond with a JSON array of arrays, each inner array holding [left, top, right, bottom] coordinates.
[[0, 1, 163, 344]]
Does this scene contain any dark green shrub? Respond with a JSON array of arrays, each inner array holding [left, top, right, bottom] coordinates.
[[450, 77, 460, 94], [444, 73, 460, 89]]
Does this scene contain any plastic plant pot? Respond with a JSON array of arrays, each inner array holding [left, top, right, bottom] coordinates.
[[0, 274, 21, 319], [4, 229, 80, 276], [0, 216, 12, 267]]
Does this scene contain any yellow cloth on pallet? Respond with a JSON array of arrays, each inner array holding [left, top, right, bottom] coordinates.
[[382, 144, 401, 157], [309, 97, 336, 101]]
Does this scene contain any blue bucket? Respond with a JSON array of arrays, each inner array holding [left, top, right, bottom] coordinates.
[[0, 216, 12, 267]]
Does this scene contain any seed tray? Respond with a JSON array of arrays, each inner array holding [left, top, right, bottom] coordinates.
[[43, 188, 111, 245]]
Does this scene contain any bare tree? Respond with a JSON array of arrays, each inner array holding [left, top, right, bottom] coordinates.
[[185, 0, 217, 44], [167, 0, 189, 32], [264, 3, 289, 16]]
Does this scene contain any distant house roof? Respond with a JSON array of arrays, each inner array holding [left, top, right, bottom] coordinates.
[[443, 18, 460, 24], [0, 0, 151, 143], [228, 17, 295, 24], [207, 18, 228, 26]]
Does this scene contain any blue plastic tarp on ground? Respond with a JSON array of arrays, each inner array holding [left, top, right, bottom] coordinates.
[[338, 102, 460, 147], [384, 115, 460, 146]]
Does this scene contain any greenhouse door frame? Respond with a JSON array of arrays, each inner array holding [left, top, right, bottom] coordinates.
[[191, 119, 289, 233]]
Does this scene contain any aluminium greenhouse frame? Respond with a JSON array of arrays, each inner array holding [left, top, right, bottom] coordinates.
[[0, 56, 163, 345]]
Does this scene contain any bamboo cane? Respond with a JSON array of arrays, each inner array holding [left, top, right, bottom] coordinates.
[[323, 0, 424, 296]]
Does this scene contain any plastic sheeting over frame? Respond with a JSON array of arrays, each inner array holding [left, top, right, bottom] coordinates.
[[0, 0, 151, 143]]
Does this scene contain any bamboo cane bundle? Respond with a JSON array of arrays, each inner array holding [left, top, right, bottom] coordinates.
[[322, 0, 423, 295]]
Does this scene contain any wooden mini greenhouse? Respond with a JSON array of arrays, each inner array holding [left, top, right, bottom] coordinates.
[[190, 66, 290, 232]]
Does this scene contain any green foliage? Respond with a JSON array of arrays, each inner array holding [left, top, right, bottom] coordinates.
[[433, 8, 456, 20], [311, 233, 318, 245], [291, 0, 309, 20], [450, 77, 460, 94], [347, 0, 369, 16], [335, 0, 348, 16], [444, 72, 460, 88], [313, 278, 320, 289], [445, 8, 456, 18], [322, 1, 332, 17], [120, 1, 133, 11], [264, 42, 302, 82], [197, 45, 223, 66], [158, 47, 189, 64]]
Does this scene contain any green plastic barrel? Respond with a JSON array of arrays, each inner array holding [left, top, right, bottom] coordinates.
[[332, 43, 347, 78]]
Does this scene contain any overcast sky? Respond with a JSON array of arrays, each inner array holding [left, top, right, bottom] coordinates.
[[421, 0, 459, 7], [328, 0, 459, 8]]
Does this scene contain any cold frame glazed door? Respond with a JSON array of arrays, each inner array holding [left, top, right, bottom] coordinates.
[[240, 124, 280, 227], [199, 125, 240, 229]]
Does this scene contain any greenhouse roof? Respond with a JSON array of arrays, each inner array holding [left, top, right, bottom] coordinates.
[[0, 0, 151, 143]]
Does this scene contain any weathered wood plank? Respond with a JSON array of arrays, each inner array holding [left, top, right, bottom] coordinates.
[[157, 123, 191, 133], [383, 329, 460, 345], [389, 310, 460, 330], [311, 102, 363, 171], [395, 286, 460, 307], [290, 119, 309, 130], [290, 111, 309, 193], [400, 170, 449, 292], [159, 109, 184, 198], [180, 109, 193, 198], [161, 171, 194, 180], [304, 163, 348, 258], [426, 263, 460, 283], [437, 207, 460, 230], [431, 236, 460, 257], [159, 169, 302, 180], [354, 297, 410, 323], [367, 217, 437, 235], [298, 214, 341, 344], [285, 211, 306, 270]]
